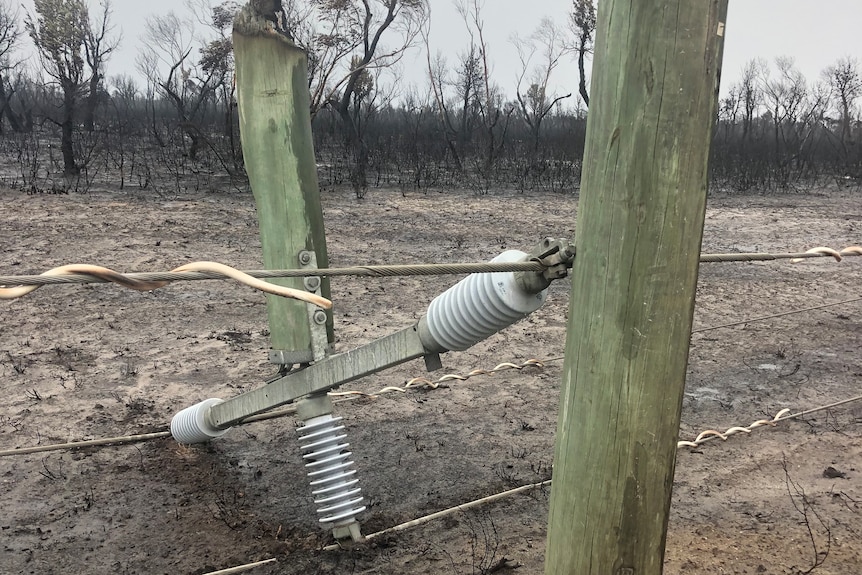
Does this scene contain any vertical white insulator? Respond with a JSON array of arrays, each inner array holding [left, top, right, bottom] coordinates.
[[423, 250, 548, 351], [297, 414, 366, 526]]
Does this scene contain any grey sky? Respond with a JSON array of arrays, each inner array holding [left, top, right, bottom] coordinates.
[[17, 0, 862, 101]]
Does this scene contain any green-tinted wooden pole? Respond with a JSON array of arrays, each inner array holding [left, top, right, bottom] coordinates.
[[545, 1, 728, 573], [233, 8, 333, 362]]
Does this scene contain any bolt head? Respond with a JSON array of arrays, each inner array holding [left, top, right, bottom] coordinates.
[[304, 276, 321, 291], [313, 309, 327, 324]]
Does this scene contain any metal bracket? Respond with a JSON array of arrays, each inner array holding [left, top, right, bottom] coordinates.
[[299, 250, 331, 363], [210, 324, 430, 428], [423, 352, 443, 372], [268, 250, 331, 366], [268, 349, 313, 365], [295, 393, 333, 421]]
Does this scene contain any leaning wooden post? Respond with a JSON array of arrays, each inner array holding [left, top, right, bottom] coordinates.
[[232, 6, 333, 364], [545, 1, 728, 574]]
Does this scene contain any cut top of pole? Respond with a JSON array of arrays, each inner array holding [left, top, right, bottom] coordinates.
[[233, 5, 333, 362]]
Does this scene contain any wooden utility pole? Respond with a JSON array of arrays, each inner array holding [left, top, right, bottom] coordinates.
[[233, 8, 333, 364], [545, 1, 728, 574]]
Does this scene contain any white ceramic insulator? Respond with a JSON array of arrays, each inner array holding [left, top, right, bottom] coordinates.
[[424, 250, 548, 351], [297, 414, 366, 526], [170, 398, 230, 444]]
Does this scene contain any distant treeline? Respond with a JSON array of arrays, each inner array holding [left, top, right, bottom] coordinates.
[[2, 1, 860, 195]]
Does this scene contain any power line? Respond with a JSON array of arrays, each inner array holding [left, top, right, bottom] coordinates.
[[1, 247, 859, 290]]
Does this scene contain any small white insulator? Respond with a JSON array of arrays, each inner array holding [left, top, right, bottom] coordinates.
[[170, 398, 230, 444], [297, 414, 366, 526], [423, 250, 548, 351]]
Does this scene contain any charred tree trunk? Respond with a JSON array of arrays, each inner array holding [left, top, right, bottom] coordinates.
[[578, 42, 590, 107], [337, 106, 368, 193], [83, 72, 100, 132], [0, 78, 21, 133], [61, 80, 79, 176], [186, 126, 200, 162]]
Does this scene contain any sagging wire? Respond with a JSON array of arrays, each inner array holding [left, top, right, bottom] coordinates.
[[0, 359, 548, 457], [692, 295, 862, 333], [322, 480, 553, 552], [6, 364, 862, 458]]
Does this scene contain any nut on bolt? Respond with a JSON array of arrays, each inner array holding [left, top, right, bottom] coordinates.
[[313, 309, 328, 324], [304, 276, 321, 292], [298, 250, 312, 265]]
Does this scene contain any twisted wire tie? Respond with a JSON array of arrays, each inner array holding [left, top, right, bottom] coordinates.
[[789, 246, 848, 263], [676, 400, 861, 448], [0, 261, 332, 308], [0, 261, 547, 293], [327, 359, 545, 398]]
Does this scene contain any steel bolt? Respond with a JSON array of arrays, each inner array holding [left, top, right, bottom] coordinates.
[[298, 251, 312, 265], [313, 309, 327, 325], [304, 276, 321, 292]]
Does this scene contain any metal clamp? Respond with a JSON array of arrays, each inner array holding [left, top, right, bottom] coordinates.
[[268, 250, 330, 366], [515, 237, 576, 294], [301, 251, 330, 363]]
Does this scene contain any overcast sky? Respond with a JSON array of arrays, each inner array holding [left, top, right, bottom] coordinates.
[[17, 0, 862, 102]]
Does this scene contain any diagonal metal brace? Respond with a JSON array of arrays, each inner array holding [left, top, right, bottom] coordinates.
[[208, 325, 430, 429], [208, 238, 574, 431]]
